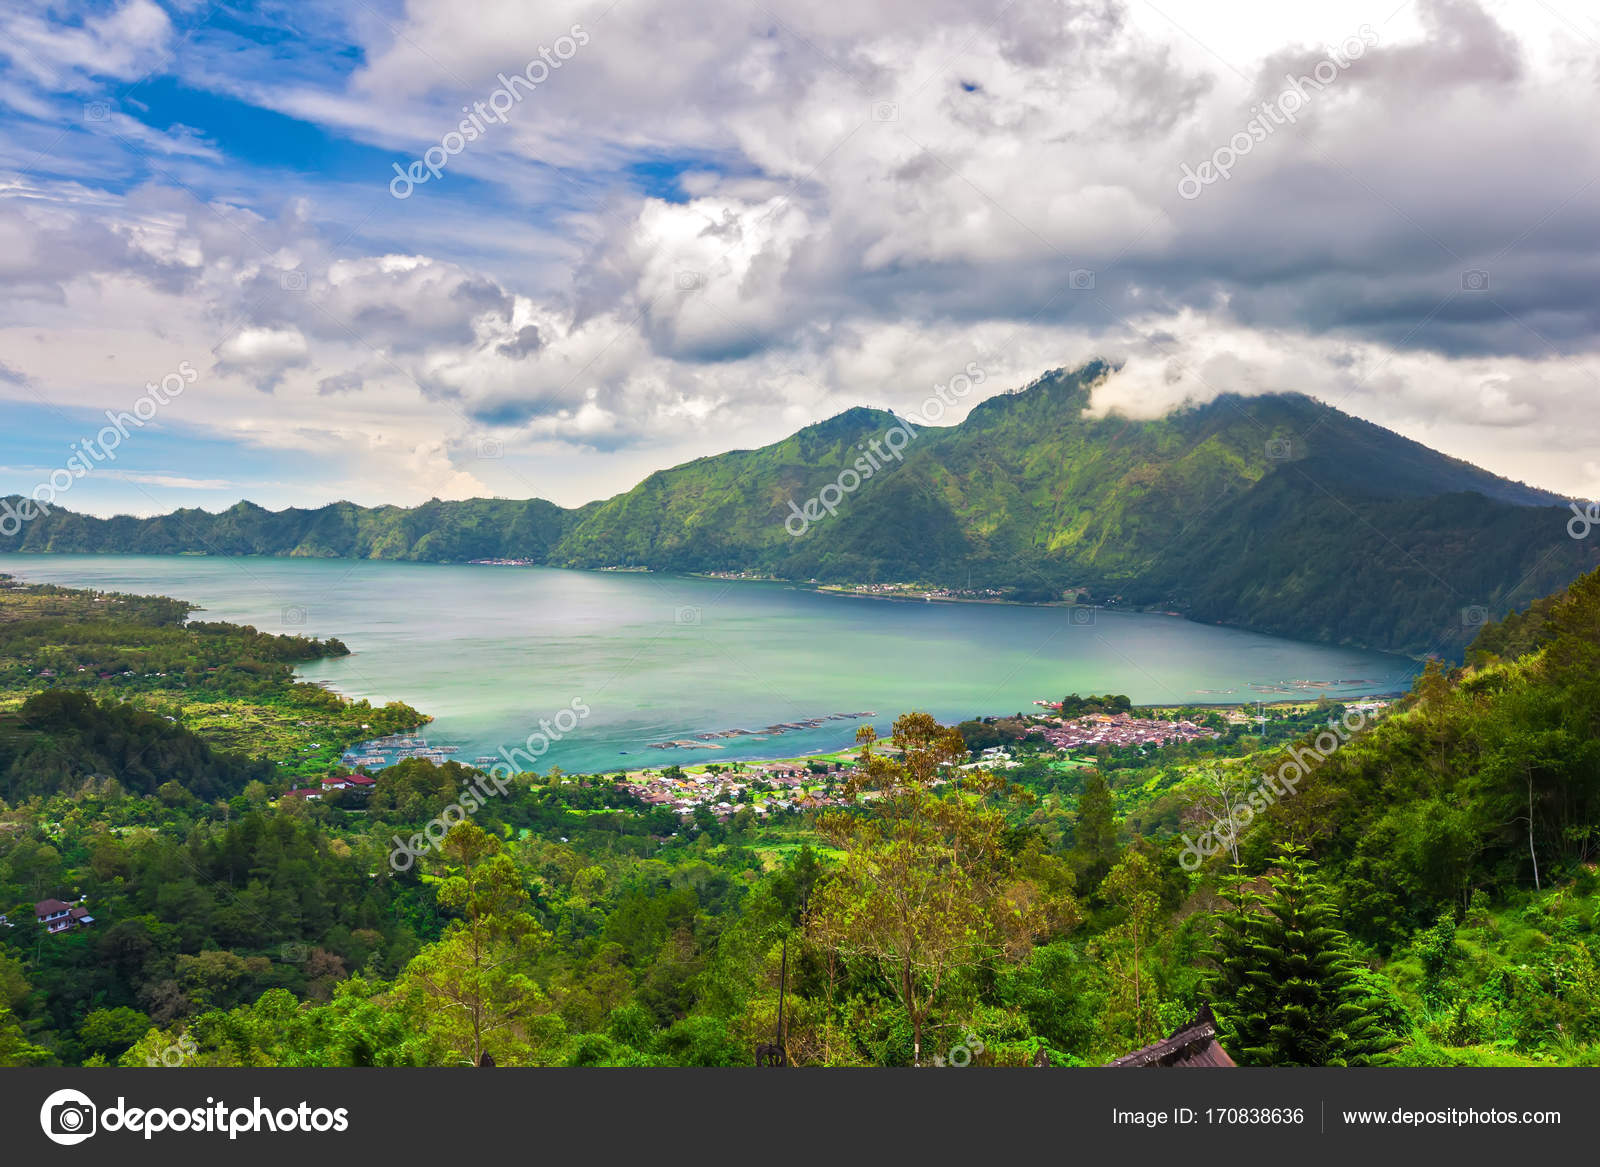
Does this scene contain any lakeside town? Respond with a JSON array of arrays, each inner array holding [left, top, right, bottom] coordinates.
[[1034, 710, 1220, 751], [282, 694, 1391, 823]]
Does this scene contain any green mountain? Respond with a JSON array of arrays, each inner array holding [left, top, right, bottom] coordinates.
[[3, 362, 1592, 656]]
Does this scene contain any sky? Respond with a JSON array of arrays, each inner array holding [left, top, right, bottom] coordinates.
[[1, 0, 1598, 517]]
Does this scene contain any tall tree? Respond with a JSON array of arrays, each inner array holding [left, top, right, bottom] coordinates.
[[809, 714, 1073, 1065], [1207, 847, 1393, 1066], [401, 823, 549, 1066], [1070, 769, 1118, 892], [1099, 850, 1163, 1046]]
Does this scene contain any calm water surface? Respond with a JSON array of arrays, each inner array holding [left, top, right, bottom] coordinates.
[[0, 555, 1419, 773]]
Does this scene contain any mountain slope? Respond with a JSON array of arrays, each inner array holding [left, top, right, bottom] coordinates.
[[2, 496, 575, 561], [548, 363, 1589, 652], [2, 362, 1592, 656]]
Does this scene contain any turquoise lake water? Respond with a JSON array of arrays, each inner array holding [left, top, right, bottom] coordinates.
[[0, 554, 1419, 774]]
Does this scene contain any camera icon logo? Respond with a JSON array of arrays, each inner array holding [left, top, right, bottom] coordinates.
[[872, 101, 899, 121], [674, 270, 704, 292], [1461, 604, 1489, 628], [1069, 606, 1096, 626], [282, 605, 308, 627], [1265, 437, 1294, 461], [675, 605, 702, 626], [83, 102, 110, 123], [40, 1088, 97, 1145], [280, 269, 307, 293], [1068, 268, 1096, 291], [476, 437, 505, 460], [1461, 269, 1490, 292]]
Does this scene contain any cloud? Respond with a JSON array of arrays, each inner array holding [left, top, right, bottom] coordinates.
[[99, 470, 236, 489], [4, 0, 1600, 511], [215, 327, 310, 391], [316, 370, 365, 396], [496, 324, 544, 359], [0, 0, 172, 95]]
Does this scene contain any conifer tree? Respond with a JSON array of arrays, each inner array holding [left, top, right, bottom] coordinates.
[[1207, 846, 1393, 1066], [1070, 769, 1118, 892], [400, 823, 549, 1066]]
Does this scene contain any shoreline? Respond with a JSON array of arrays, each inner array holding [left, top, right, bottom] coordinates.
[[0, 551, 1433, 661], [0, 558, 1416, 782]]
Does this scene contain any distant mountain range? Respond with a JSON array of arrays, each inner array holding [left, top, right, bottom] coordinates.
[[4, 362, 1594, 656]]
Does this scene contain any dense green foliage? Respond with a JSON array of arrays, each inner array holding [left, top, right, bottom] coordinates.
[[1208, 852, 1394, 1065], [0, 574, 424, 787], [4, 364, 1592, 654], [3, 568, 1600, 1068], [0, 690, 275, 801]]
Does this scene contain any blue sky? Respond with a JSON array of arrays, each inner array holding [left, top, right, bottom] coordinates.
[[1, 0, 1598, 517]]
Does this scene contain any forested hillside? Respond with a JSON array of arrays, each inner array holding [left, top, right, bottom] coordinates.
[[0, 574, 424, 797], [3, 363, 1592, 655], [2, 568, 1599, 1068]]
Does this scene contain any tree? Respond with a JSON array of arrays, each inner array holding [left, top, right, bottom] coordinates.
[[1207, 847, 1393, 1066], [0, 1004, 48, 1066], [78, 1006, 152, 1061], [1191, 764, 1254, 869], [400, 823, 550, 1065], [1069, 770, 1117, 892], [809, 714, 1072, 1065], [1099, 851, 1163, 1046]]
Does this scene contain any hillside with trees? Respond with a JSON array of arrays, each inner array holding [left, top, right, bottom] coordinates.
[[3, 364, 1593, 655], [2, 568, 1600, 1067]]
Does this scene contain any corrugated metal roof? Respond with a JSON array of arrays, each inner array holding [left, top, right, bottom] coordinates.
[[1106, 1004, 1237, 1068]]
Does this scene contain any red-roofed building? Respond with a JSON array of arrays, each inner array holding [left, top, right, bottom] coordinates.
[[36, 898, 94, 934]]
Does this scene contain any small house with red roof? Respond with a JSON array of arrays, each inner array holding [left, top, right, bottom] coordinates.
[[36, 898, 95, 934]]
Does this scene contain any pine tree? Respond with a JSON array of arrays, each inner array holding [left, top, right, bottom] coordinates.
[[400, 823, 550, 1066], [1070, 770, 1118, 892], [1207, 846, 1393, 1066]]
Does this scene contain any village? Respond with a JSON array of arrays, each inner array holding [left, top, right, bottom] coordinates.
[[1036, 710, 1221, 751], [617, 754, 857, 821], [612, 706, 1228, 821], [268, 697, 1389, 824]]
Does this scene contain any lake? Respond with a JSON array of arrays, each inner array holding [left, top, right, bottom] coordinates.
[[0, 554, 1418, 774]]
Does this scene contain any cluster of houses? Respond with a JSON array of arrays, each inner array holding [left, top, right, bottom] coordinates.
[[1038, 712, 1219, 751], [621, 759, 849, 821], [280, 772, 377, 801]]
